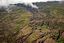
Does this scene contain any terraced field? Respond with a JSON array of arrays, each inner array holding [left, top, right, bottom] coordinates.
[[0, 1, 64, 43]]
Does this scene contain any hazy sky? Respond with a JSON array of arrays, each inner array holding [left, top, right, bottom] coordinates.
[[7, 0, 62, 3], [0, 0, 62, 6]]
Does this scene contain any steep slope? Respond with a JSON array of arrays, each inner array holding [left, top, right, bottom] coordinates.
[[0, 7, 32, 43]]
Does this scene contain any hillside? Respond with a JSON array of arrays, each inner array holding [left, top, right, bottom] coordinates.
[[0, 1, 64, 43]]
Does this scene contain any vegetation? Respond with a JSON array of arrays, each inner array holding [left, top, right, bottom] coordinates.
[[0, 1, 64, 43]]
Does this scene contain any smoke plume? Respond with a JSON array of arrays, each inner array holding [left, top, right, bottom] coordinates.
[[0, 0, 38, 8]]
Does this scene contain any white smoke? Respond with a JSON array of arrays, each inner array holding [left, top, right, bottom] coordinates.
[[23, 3, 38, 9], [0, 0, 8, 6], [29, 3, 38, 9], [0, 0, 39, 8], [0, 0, 62, 8]]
